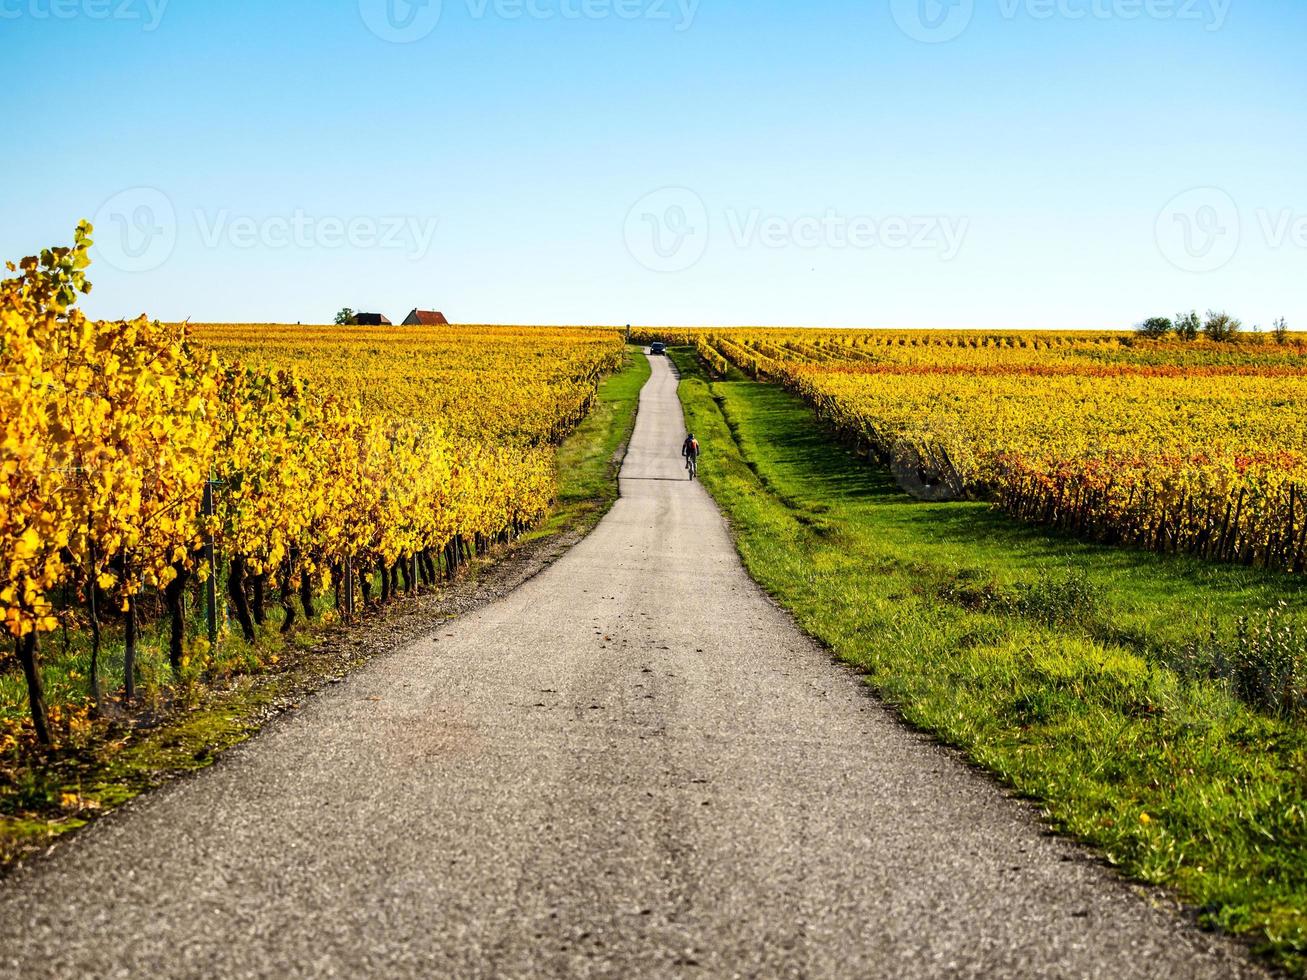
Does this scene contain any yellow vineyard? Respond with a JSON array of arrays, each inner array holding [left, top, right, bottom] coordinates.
[[192, 322, 620, 446], [636, 327, 1307, 574], [1, 225, 622, 741]]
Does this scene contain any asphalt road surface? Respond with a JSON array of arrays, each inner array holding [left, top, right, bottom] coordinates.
[[0, 355, 1266, 979]]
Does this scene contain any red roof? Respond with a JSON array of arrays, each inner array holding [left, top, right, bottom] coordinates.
[[403, 309, 449, 326]]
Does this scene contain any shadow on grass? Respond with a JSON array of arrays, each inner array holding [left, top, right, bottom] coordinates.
[[693, 360, 1305, 626]]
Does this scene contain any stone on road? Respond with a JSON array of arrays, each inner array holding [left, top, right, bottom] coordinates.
[[0, 355, 1264, 978]]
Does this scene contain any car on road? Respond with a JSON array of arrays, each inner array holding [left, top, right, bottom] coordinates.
[[649, 342, 667, 356]]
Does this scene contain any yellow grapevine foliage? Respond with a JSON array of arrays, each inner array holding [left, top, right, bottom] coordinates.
[[645, 327, 1307, 574], [191, 323, 621, 447], [0, 230, 89, 637], [2, 224, 216, 639], [2, 229, 623, 650], [190, 323, 622, 579]]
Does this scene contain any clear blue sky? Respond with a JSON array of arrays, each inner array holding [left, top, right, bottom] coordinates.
[[2, 0, 1303, 329]]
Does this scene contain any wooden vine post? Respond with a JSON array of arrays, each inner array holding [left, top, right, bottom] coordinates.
[[202, 475, 219, 646]]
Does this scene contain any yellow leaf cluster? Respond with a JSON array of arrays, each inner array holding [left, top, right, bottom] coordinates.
[[2, 228, 624, 639]]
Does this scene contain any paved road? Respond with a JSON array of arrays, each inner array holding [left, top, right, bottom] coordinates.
[[0, 355, 1265, 979]]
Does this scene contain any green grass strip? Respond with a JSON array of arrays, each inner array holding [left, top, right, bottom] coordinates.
[[532, 345, 652, 538], [670, 346, 1306, 974]]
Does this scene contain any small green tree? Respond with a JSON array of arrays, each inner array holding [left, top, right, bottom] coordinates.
[[1174, 311, 1201, 341], [1136, 316, 1173, 339], [334, 308, 357, 326], [1204, 310, 1242, 342], [1272, 317, 1290, 344]]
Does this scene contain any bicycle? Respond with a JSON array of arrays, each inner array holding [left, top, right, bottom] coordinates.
[[686, 455, 698, 480]]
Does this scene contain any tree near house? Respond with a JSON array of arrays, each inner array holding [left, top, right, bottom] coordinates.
[[334, 308, 357, 326]]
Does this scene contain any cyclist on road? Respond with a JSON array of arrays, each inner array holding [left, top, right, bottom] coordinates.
[[682, 433, 701, 480]]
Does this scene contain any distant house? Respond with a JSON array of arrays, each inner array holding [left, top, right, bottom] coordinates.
[[354, 313, 392, 326], [402, 309, 449, 326]]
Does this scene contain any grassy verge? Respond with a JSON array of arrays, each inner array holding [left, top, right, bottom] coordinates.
[[532, 345, 651, 538], [0, 347, 651, 869], [669, 346, 1306, 973]]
